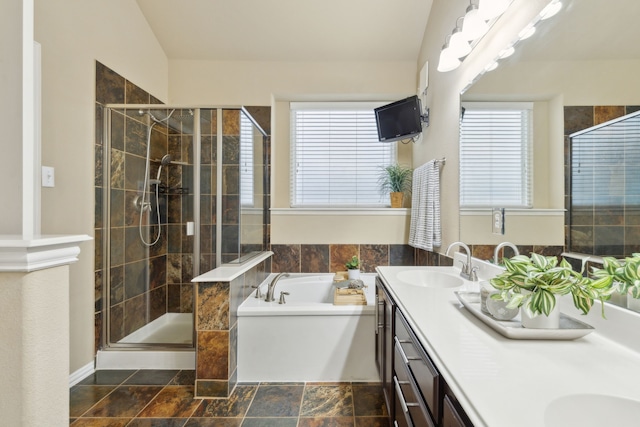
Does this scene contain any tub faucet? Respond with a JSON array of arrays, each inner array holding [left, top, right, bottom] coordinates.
[[494, 242, 520, 264], [446, 241, 477, 281], [265, 272, 290, 302]]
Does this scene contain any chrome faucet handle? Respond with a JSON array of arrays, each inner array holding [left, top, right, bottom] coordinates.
[[470, 266, 479, 282], [279, 291, 290, 304], [252, 285, 262, 299]]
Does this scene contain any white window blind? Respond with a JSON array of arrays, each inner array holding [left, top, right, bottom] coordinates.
[[460, 102, 533, 208], [290, 102, 397, 207], [240, 111, 254, 207]]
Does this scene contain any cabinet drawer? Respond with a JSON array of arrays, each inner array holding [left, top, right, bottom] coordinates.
[[443, 395, 467, 427], [395, 312, 440, 421], [393, 373, 436, 427]]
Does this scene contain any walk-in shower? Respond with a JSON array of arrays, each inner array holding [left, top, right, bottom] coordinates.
[[98, 105, 268, 368]]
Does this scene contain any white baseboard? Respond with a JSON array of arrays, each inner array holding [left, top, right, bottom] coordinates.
[[69, 361, 95, 387]]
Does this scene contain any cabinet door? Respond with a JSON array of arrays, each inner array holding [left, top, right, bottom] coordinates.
[[442, 395, 469, 427], [376, 278, 394, 422], [375, 282, 385, 378]]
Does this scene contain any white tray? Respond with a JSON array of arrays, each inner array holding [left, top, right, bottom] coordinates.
[[454, 291, 595, 340]]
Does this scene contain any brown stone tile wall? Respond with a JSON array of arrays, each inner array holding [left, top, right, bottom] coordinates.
[[565, 105, 640, 257], [195, 258, 270, 398]]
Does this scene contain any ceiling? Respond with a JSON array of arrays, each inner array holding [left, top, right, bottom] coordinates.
[[136, 0, 433, 62]]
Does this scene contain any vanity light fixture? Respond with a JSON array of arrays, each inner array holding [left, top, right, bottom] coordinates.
[[437, 35, 462, 72], [462, 3, 489, 41], [449, 19, 472, 58]]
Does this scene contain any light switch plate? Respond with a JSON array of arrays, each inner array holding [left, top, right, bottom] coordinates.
[[42, 166, 55, 187]]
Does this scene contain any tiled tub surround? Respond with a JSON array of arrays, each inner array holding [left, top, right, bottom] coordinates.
[[193, 253, 271, 398], [565, 105, 640, 257]]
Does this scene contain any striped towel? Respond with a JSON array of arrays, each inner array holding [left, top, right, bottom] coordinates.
[[409, 160, 442, 251]]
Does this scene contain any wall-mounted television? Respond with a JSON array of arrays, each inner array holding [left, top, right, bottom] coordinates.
[[374, 95, 423, 142]]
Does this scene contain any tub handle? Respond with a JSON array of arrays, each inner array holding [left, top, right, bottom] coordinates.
[[279, 291, 290, 304], [252, 285, 263, 299]]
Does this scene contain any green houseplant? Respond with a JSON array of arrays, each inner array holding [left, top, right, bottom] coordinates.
[[378, 164, 413, 208], [345, 256, 360, 280], [591, 253, 640, 311], [489, 253, 612, 328]]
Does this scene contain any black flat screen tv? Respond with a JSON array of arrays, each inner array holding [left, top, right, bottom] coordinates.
[[374, 95, 423, 142]]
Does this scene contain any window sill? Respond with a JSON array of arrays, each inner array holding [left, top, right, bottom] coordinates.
[[271, 208, 410, 216]]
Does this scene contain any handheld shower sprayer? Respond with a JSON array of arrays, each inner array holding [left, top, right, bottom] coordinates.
[[154, 154, 173, 182]]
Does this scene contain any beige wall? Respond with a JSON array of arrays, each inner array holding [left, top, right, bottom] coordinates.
[[34, 0, 168, 373], [415, 0, 554, 251], [1, 0, 25, 234]]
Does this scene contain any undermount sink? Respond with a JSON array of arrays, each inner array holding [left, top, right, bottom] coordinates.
[[396, 269, 464, 288], [545, 394, 640, 427]]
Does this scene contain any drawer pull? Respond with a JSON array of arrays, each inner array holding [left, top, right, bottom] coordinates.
[[394, 376, 420, 414], [394, 337, 422, 364]]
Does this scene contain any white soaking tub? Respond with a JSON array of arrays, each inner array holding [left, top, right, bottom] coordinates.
[[237, 273, 378, 382]]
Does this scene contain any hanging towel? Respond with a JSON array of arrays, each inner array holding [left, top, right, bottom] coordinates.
[[409, 160, 442, 251]]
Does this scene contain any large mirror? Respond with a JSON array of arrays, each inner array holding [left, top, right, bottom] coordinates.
[[460, 0, 640, 258]]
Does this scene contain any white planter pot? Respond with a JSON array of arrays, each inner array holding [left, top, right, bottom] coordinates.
[[520, 301, 560, 329], [347, 269, 361, 280], [627, 294, 640, 312]]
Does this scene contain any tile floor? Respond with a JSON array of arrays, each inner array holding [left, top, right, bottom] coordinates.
[[70, 370, 389, 426]]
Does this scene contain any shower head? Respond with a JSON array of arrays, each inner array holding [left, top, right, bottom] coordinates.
[[155, 154, 173, 182]]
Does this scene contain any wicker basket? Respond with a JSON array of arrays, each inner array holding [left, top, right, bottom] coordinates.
[[333, 288, 367, 305]]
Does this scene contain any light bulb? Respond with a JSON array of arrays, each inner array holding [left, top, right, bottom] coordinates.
[[449, 27, 472, 58], [498, 46, 515, 59], [518, 25, 536, 41], [484, 61, 499, 72], [541, 1, 562, 20], [462, 5, 489, 41], [437, 44, 461, 72]]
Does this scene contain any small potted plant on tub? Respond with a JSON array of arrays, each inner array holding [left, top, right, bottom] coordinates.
[[489, 253, 612, 328], [378, 164, 413, 208], [345, 256, 361, 280]]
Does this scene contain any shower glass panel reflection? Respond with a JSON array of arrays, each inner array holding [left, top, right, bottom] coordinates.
[[102, 106, 267, 349]]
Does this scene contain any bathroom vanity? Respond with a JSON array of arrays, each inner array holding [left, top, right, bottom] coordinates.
[[376, 255, 640, 427]]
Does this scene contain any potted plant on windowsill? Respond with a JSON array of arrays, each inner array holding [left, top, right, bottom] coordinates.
[[591, 253, 640, 312], [378, 164, 413, 208], [345, 255, 361, 280], [489, 253, 613, 328]]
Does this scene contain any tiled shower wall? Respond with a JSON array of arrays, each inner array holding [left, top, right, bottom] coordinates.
[[565, 105, 640, 257], [95, 62, 205, 349]]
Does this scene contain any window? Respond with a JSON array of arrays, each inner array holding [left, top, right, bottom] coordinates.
[[459, 102, 533, 208], [240, 111, 254, 207], [290, 102, 397, 207]]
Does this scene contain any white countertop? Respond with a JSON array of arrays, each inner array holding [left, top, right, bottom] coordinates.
[[192, 251, 273, 282], [376, 256, 640, 427]]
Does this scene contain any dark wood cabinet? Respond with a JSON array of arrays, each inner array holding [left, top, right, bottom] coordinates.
[[376, 275, 474, 427], [375, 278, 394, 422]]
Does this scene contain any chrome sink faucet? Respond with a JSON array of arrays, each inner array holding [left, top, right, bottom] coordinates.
[[265, 272, 290, 302], [446, 241, 478, 281], [494, 242, 520, 264]]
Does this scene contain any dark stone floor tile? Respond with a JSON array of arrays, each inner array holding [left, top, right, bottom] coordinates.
[[170, 370, 196, 385], [300, 384, 353, 417], [352, 384, 388, 416], [298, 417, 355, 427], [241, 418, 298, 427], [83, 385, 164, 418], [125, 370, 181, 385], [126, 419, 188, 427], [69, 385, 116, 417], [193, 384, 257, 417], [69, 418, 130, 427], [77, 370, 136, 385], [137, 386, 200, 418], [245, 385, 304, 417], [354, 417, 390, 427], [184, 418, 242, 427]]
